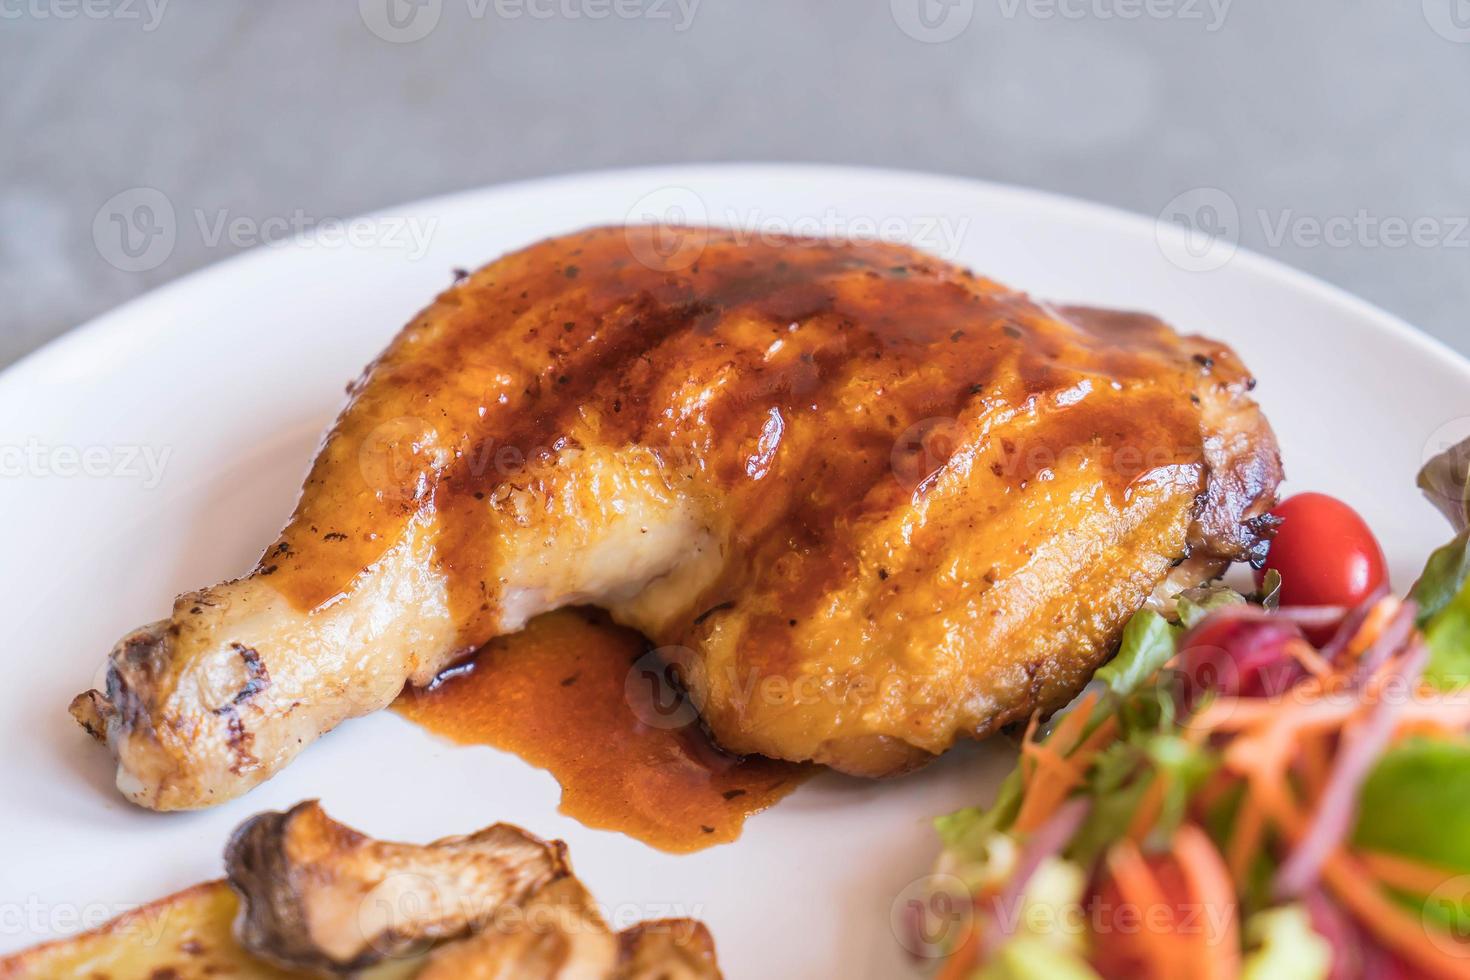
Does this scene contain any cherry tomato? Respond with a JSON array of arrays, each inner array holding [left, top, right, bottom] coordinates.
[[1254, 492, 1388, 615]]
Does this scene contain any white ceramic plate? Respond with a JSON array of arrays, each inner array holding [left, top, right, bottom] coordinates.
[[3, 165, 1468, 978]]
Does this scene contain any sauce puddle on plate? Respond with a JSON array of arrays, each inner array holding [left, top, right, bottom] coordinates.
[[394, 608, 812, 853]]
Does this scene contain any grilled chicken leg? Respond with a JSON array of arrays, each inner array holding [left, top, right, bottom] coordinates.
[[71, 226, 1281, 810]]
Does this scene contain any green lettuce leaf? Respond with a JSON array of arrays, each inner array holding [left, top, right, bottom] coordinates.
[[1411, 434, 1470, 681], [1424, 577, 1470, 690], [1255, 568, 1283, 611], [1067, 733, 1215, 865], [1354, 734, 1470, 953], [1418, 433, 1470, 534], [1413, 433, 1470, 684], [1146, 735, 1217, 843], [1176, 585, 1247, 629], [1066, 742, 1153, 866], [1410, 529, 1470, 628], [935, 785, 1019, 856], [1353, 736, 1470, 873], [1094, 610, 1180, 698]]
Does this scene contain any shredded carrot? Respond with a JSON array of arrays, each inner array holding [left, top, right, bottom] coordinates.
[[1022, 741, 1084, 783], [1075, 713, 1120, 756], [1012, 699, 1115, 834], [1018, 711, 1042, 784], [1213, 695, 1470, 755], [1127, 774, 1168, 842], [1286, 639, 1334, 680], [1208, 695, 1362, 737], [1190, 769, 1236, 813], [1173, 823, 1241, 980], [1359, 849, 1470, 900], [1014, 744, 1085, 833], [1321, 853, 1470, 979], [935, 926, 977, 980], [1106, 839, 1188, 979], [1244, 767, 1470, 979], [1346, 597, 1401, 661], [1023, 708, 1046, 787], [1047, 691, 1101, 757], [1226, 787, 1263, 888], [1295, 732, 1331, 804]]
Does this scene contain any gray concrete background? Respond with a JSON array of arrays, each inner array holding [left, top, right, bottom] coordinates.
[[2, 1, 1468, 369]]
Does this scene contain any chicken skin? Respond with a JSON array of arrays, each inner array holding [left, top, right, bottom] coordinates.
[[71, 226, 1282, 810]]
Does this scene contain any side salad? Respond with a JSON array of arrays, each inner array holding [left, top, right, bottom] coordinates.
[[910, 437, 1470, 979]]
